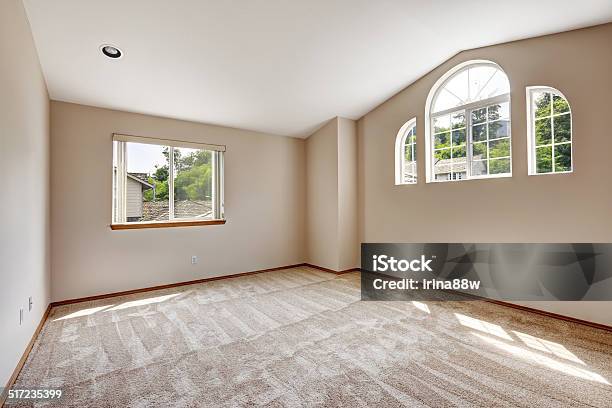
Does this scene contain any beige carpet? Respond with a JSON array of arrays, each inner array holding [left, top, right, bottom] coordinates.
[[8, 267, 612, 407]]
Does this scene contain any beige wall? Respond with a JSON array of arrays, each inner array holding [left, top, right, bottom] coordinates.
[[357, 23, 612, 325], [50, 102, 305, 302], [0, 0, 51, 387], [306, 119, 340, 270], [306, 117, 359, 271], [337, 118, 359, 270]]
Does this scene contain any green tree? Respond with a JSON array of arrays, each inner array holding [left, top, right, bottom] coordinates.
[[175, 164, 212, 201], [536, 146, 552, 173], [143, 148, 213, 202], [535, 92, 551, 117], [162, 147, 183, 170], [153, 165, 169, 182], [143, 165, 170, 201]]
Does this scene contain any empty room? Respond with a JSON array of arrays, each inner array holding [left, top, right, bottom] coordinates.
[[2, 0, 612, 407]]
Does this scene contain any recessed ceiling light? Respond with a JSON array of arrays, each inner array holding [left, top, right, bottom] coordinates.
[[100, 44, 123, 59]]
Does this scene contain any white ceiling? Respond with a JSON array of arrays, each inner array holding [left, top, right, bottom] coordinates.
[[23, 0, 612, 137]]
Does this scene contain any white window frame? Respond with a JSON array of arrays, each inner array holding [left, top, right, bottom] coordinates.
[[526, 86, 573, 176], [112, 134, 225, 225], [425, 60, 512, 183], [394, 118, 417, 185]]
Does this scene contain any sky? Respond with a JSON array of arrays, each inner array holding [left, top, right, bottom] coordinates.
[[124, 143, 202, 174], [126, 143, 167, 174]]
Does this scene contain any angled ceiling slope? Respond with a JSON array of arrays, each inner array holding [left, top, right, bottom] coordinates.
[[23, 0, 612, 137]]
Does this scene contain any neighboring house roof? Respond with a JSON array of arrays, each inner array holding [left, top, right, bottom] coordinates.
[[402, 156, 486, 180], [142, 200, 212, 221], [402, 161, 417, 182], [434, 155, 485, 175], [127, 173, 154, 189]]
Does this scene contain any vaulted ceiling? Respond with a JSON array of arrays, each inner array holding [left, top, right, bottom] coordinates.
[[23, 0, 612, 137]]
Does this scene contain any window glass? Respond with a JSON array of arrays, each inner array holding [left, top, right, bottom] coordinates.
[[528, 88, 572, 174], [126, 142, 169, 223], [397, 121, 417, 184], [112, 138, 224, 224], [429, 62, 511, 182], [432, 64, 510, 114], [173, 147, 214, 220]]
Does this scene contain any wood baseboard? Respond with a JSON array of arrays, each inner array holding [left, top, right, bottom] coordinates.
[[54, 263, 610, 332], [479, 298, 612, 333], [52, 263, 359, 307], [303, 263, 360, 275], [365, 270, 612, 333], [1, 304, 52, 408], [51, 263, 307, 307], [439, 288, 612, 332]]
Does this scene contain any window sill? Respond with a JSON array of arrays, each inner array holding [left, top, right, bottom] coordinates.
[[110, 219, 226, 230], [528, 170, 573, 176]]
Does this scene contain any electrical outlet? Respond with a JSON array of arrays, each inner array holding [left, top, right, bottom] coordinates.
[[191, 255, 198, 265], [19, 308, 23, 325], [29, 296, 33, 311]]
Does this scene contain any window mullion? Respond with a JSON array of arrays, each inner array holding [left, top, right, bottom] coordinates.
[[119, 141, 127, 223], [430, 117, 435, 180], [431, 93, 509, 118], [220, 152, 224, 218], [466, 108, 473, 179], [550, 93, 555, 172], [212, 151, 218, 219], [449, 114, 454, 178], [168, 146, 175, 220], [400, 141, 405, 184], [529, 93, 533, 172], [215, 151, 224, 219]]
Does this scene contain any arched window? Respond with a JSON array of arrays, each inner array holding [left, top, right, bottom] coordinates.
[[425, 60, 511, 182], [526, 87, 572, 174], [395, 118, 417, 184]]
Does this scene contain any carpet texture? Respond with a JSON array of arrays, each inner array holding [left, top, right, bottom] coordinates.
[[8, 267, 612, 407]]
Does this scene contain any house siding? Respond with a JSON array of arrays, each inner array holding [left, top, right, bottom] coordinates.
[[126, 177, 143, 218]]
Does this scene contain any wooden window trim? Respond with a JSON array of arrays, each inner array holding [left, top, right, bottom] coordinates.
[[110, 219, 226, 230]]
